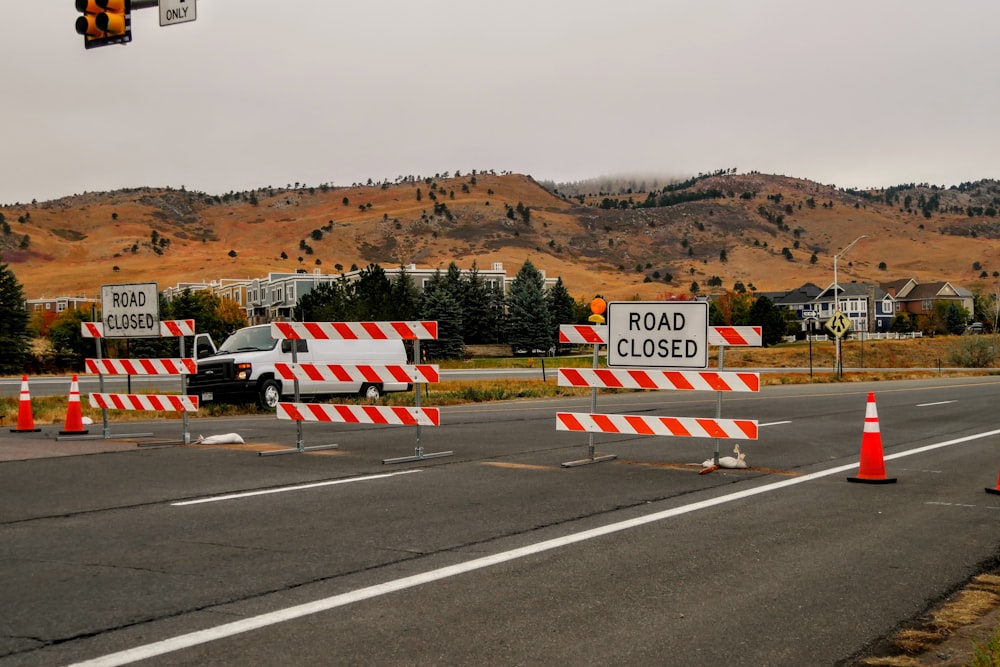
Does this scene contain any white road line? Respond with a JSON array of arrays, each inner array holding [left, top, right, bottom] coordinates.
[[71, 427, 1000, 667], [759, 420, 791, 427], [171, 470, 421, 506], [917, 400, 956, 407]]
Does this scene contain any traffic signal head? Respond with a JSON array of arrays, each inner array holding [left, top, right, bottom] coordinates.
[[75, 0, 131, 49]]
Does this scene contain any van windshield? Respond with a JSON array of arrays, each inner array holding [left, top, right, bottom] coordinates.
[[217, 327, 277, 353]]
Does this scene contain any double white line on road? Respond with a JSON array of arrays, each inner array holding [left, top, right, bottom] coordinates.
[[71, 427, 1000, 667]]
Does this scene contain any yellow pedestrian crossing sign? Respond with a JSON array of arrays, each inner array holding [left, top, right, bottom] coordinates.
[[826, 311, 851, 339]]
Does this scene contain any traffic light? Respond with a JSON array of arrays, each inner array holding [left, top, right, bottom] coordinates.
[[75, 0, 132, 49]]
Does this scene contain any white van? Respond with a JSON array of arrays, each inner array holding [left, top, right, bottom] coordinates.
[[188, 324, 410, 408]]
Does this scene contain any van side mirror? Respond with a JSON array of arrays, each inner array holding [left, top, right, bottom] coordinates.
[[194, 333, 216, 359]]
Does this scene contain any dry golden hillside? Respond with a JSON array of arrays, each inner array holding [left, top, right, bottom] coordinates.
[[3, 172, 999, 302]]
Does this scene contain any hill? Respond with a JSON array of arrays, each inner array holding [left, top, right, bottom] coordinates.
[[3, 171, 999, 302]]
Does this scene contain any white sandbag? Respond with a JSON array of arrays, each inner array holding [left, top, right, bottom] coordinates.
[[197, 433, 245, 445]]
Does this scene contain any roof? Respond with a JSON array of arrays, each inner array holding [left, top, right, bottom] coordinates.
[[880, 278, 917, 297], [897, 281, 969, 301], [773, 282, 822, 306], [816, 281, 889, 302]]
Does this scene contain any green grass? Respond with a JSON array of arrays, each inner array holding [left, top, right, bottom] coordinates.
[[970, 624, 1000, 666]]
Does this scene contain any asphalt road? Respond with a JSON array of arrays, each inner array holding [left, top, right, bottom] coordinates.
[[2, 377, 1000, 665]]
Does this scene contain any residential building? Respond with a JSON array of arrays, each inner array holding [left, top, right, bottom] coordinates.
[[770, 281, 895, 333], [165, 262, 555, 324], [24, 295, 98, 315], [882, 279, 974, 320]]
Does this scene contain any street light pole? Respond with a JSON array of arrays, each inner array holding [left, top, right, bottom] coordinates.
[[833, 234, 868, 376]]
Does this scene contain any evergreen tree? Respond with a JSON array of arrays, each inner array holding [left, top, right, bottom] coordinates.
[[352, 264, 394, 320], [487, 283, 508, 344], [419, 271, 464, 359], [443, 262, 467, 340], [389, 266, 420, 321], [294, 280, 352, 322], [546, 277, 575, 354], [507, 260, 551, 354], [748, 295, 785, 347], [48, 307, 93, 371], [462, 262, 498, 344], [0, 260, 29, 373]]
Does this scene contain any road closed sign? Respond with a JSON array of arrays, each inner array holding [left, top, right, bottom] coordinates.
[[607, 301, 709, 368], [101, 282, 160, 338]]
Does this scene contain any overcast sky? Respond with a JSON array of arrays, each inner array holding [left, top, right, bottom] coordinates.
[[5, 1, 999, 204]]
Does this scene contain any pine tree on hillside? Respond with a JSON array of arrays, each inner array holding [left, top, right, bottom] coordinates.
[[507, 259, 551, 355], [0, 260, 29, 374]]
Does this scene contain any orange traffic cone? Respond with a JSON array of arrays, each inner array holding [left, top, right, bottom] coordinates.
[[847, 392, 897, 484], [10, 375, 41, 433], [986, 471, 1000, 495], [59, 375, 89, 436]]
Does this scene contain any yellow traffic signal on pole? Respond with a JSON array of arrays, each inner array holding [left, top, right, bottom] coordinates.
[[75, 0, 132, 49]]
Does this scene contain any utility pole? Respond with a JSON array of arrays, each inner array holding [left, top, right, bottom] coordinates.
[[833, 234, 868, 376]]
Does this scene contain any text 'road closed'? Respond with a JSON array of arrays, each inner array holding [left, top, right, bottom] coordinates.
[[607, 301, 708, 368], [101, 282, 160, 338]]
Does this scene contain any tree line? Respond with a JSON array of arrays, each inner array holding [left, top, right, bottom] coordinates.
[[293, 260, 579, 359]]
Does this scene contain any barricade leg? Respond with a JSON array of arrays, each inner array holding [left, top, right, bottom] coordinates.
[[561, 340, 616, 467], [383, 342, 452, 463]]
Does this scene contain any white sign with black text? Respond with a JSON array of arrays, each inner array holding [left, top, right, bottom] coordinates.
[[607, 301, 709, 368], [100, 282, 160, 338], [160, 0, 197, 26]]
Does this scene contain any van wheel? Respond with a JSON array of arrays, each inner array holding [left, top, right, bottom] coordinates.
[[359, 383, 383, 400], [259, 379, 282, 409]]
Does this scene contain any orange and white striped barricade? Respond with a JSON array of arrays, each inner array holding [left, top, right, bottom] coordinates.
[[267, 321, 445, 461], [559, 324, 609, 346], [271, 321, 438, 341], [80, 319, 198, 441], [559, 324, 763, 349], [557, 368, 759, 393], [556, 413, 758, 440], [556, 324, 762, 467], [277, 403, 440, 426], [81, 319, 196, 339], [275, 363, 440, 386], [83, 356, 198, 444], [84, 358, 198, 376], [89, 393, 199, 413], [708, 326, 763, 348], [558, 324, 616, 466], [706, 326, 762, 466]]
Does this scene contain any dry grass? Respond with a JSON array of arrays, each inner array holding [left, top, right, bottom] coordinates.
[[859, 575, 1000, 666]]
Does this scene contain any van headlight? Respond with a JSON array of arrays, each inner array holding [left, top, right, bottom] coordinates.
[[235, 363, 252, 381]]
